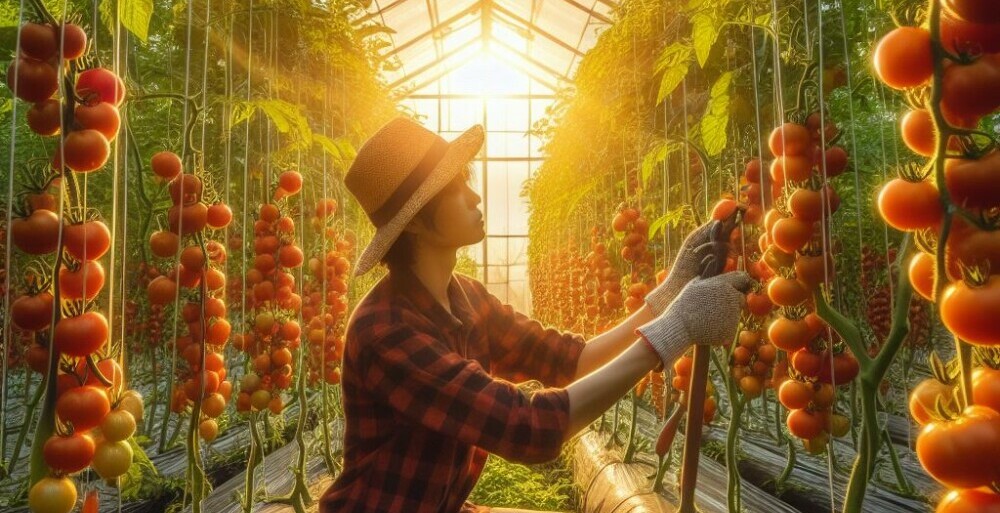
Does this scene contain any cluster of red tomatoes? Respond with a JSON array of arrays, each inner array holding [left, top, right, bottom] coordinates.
[[530, 247, 589, 333], [875, 3, 1000, 509], [234, 172, 305, 415], [32, 363, 143, 513], [302, 198, 353, 386], [583, 225, 622, 323], [909, 365, 1000, 511], [145, 151, 233, 443], [753, 115, 857, 452], [876, 14, 1000, 350], [126, 263, 168, 351], [7, 22, 124, 174], [611, 205, 654, 313], [860, 246, 931, 352], [670, 354, 717, 425]]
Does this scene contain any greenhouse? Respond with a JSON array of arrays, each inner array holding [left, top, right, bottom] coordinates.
[[2, 0, 1000, 512]]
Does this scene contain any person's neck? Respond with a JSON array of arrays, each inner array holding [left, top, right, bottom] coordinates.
[[410, 244, 457, 312]]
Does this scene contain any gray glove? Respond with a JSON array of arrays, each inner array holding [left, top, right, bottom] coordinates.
[[636, 271, 752, 366], [645, 220, 722, 316]]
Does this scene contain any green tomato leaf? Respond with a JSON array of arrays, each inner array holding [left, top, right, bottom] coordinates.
[[700, 71, 732, 157], [654, 43, 692, 105], [690, 11, 719, 68], [120, 0, 154, 43], [640, 140, 681, 188]]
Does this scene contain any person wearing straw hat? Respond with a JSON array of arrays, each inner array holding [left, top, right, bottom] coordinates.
[[319, 117, 750, 513]]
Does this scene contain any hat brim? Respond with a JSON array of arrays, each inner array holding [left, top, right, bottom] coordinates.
[[353, 124, 485, 276]]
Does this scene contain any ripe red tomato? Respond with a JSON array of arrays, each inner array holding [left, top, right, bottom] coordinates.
[[791, 349, 823, 378], [900, 109, 936, 157], [19, 23, 58, 60], [55, 385, 111, 432], [877, 179, 942, 231], [778, 380, 814, 410], [767, 276, 808, 306], [787, 408, 824, 439], [43, 433, 95, 474], [61, 129, 111, 172], [11, 209, 60, 255], [945, 219, 1000, 279], [58, 23, 87, 60], [941, 275, 1000, 346], [936, 488, 1000, 513], [147, 276, 178, 305], [11, 292, 54, 331], [874, 27, 933, 89], [908, 252, 936, 302], [746, 292, 773, 317], [769, 123, 810, 157], [941, 54, 1000, 121], [711, 199, 738, 221], [63, 220, 111, 261], [771, 217, 813, 253], [279, 171, 303, 194], [59, 260, 106, 300], [945, 151, 1000, 210], [818, 351, 859, 385], [149, 230, 180, 258], [909, 378, 956, 425], [206, 203, 233, 229], [316, 198, 338, 217], [27, 99, 62, 136], [74, 102, 120, 142], [769, 317, 811, 352], [151, 151, 183, 180], [917, 405, 1000, 488], [168, 203, 209, 235], [53, 311, 109, 357], [788, 188, 823, 222], [168, 174, 203, 205], [939, 11, 1000, 54], [278, 244, 304, 268], [945, 0, 1000, 23], [76, 68, 126, 106], [973, 367, 1000, 413], [75, 357, 123, 389], [794, 253, 831, 290], [6, 57, 59, 103]]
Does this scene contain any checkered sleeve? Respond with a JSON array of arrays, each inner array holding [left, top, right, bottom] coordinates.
[[474, 286, 585, 388], [361, 324, 571, 464]]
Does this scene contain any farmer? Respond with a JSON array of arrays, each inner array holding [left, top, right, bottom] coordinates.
[[319, 117, 750, 513]]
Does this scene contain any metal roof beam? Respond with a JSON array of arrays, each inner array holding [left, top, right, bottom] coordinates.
[[555, 0, 612, 24], [361, 0, 416, 23], [489, 45, 559, 91], [385, 3, 481, 58], [491, 3, 583, 57]]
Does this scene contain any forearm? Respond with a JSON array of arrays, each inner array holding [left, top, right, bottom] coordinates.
[[573, 304, 655, 380], [565, 338, 665, 439]]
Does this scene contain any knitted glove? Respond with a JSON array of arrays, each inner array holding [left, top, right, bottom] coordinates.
[[645, 220, 723, 317], [636, 272, 753, 366]]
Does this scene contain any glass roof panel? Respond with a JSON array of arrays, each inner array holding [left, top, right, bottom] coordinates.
[[378, 0, 433, 49], [436, 0, 479, 22], [369, 0, 616, 88]]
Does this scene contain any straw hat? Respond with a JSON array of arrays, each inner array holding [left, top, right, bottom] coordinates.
[[345, 117, 484, 276]]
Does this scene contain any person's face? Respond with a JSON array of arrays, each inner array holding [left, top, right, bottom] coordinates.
[[410, 167, 484, 249]]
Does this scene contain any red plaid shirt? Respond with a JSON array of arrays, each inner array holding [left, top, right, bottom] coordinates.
[[319, 272, 585, 513]]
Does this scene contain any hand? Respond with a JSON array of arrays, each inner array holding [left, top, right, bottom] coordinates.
[[636, 271, 753, 366], [644, 220, 723, 316]]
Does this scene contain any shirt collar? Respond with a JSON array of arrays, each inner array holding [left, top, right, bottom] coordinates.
[[390, 270, 474, 331]]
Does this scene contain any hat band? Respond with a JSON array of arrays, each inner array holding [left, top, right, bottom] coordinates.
[[369, 137, 450, 227]]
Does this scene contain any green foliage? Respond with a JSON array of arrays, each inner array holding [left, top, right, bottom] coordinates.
[[655, 43, 692, 105], [467, 452, 577, 511], [700, 71, 732, 156], [688, 0, 730, 68]]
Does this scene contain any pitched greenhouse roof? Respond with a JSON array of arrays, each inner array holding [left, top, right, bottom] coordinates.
[[367, 0, 617, 92]]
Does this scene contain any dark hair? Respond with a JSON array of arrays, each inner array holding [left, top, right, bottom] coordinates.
[[380, 165, 473, 273]]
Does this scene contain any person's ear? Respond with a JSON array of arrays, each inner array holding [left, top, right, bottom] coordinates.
[[402, 215, 432, 237]]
